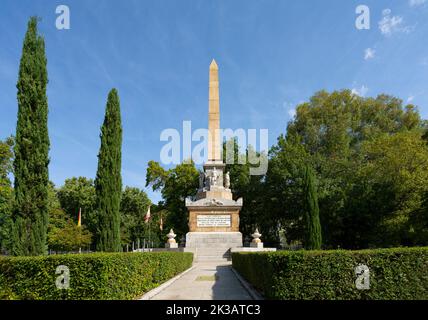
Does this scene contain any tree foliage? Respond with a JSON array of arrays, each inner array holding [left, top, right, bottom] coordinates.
[[0, 137, 14, 253], [12, 17, 50, 256], [303, 165, 322, 250], [146, 160, 199, 239], [57, 177, 97, 238], [120, 186, 151, 246], [94, 89, 123, 252], [264, 90, 428, 249], [223, 139, 268, 242], [47, 207, 92, 252]]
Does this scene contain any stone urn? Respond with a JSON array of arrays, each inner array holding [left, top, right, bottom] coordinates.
[[250, 228, 263, 248], [165, 229, 178, 249]]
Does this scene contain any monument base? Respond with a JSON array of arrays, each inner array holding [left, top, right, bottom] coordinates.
[[250, 242, 264, 249], [185, 232, 243, 262], [165, 242, 178, 249]]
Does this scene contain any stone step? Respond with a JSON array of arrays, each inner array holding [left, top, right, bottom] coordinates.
[[196, 248, 231, 252], [185, 232, 243, 250], [196, 257, 231, 262], [196, 254, 230, 259], [196, 252, 231, 257], [188, 244, 235, 249], [194, 248, 231, 262], [196, 250, 230, 256]]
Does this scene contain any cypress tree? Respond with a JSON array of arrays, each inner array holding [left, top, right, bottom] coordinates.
[[12, 17, 50, 256], [95, 89, 122, 252], [303, 165, 322, 250]]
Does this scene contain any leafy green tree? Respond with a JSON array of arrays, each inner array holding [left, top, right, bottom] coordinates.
[[233, 90, 428, 249], [303, 165, 322, 250], [12, 17, 50, 256], [150, 206, 170, 246], [223, 139, 270, 242], [57, 177, 96, 238], [0, 137, 14, 182], [269, 90, 428, 249], [120, 187, 151, 245], [94, 89, 123, 252], [412, 197, 428, 246], [354, 131, 428, 247], [47, 181, 60, 211], [0, 137, 14, 253], [146, 160, 199, 239], [47, 207, 92, 252], [264, 134, 309, 247]]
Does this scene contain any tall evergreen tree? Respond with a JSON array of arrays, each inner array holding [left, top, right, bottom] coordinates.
[[303, 165, 322, 250], [95, 89, 122, 252], [12, 17, 50, 256]]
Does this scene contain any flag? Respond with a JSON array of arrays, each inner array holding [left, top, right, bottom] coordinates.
[[159, 214, 163, 231], [77, 208, 82, 227], [144, 206, 151, 224]]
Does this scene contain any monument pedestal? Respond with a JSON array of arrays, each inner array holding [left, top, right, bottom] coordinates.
[[186, 197, 243, 233], [185, 195, 243, 261], [185, 232, 243, 262], [185, 232, 243, 249]]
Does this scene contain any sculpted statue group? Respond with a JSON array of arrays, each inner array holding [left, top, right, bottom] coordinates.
[[199, 169, 230, 190]]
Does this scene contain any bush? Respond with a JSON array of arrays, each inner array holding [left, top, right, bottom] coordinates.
[[232, 247, 428, 300], [0, 251, 193, 300]]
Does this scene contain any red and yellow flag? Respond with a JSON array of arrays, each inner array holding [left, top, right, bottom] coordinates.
[[77, 208, 82, 227], [144, 206, 151, 224]]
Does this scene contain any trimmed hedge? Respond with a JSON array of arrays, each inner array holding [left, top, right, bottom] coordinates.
[[232, 247, 428, 300], [0, 251, 193, 300]]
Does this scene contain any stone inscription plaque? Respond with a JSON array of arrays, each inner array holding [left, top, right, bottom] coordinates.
[[197, 215, 231, 227]]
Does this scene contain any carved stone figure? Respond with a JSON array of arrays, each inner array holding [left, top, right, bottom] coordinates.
[[204, 198, 224, 206], [205, 172, 212, 189], [199, 172, 205, 189], [212, 167, 218, 186], [224, 172, 230, 189]]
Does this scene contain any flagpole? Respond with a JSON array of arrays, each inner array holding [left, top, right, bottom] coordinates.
[[144, 205, 152, 250], [78, 207, 82, 254]]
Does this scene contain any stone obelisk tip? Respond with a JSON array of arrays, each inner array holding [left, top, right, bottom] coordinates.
[[210, 59, 218, 70]]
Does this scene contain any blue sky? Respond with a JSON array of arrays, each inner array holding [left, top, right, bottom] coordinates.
[[1, 0, 428, 203]]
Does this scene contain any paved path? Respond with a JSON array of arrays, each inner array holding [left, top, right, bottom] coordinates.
[[149, 262, 253, 300]]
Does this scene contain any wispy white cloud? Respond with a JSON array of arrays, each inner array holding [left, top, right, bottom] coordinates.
[[282, 101, 297, 119], [409, 0, 426, 8], [407, 95, 415, 103], [78, 38, 115, 85], [351, 85, 369, 97], [364, 48, 376, 60], [378, 9, 412, 36]]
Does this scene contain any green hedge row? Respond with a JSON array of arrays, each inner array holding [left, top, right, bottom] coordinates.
[[232, 247, 428, 300], [0, 251, 193, 300]]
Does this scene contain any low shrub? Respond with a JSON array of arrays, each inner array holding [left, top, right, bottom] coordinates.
[[232, 247, 428, 300], [0, 251, 193, 300]]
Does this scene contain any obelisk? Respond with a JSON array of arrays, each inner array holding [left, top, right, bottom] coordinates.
[[208, 59, 222, 163], [184, 60, 243, 261]]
